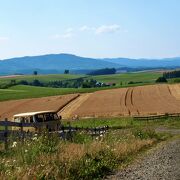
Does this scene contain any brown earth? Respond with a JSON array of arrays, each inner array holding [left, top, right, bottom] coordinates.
[[1, 84, 180, 120], [0, 94, 79, 120], [70, 84, 180, 118], [58, 93, 92, 119]]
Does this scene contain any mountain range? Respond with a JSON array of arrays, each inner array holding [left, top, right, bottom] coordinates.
[[0, 54, 180, 75]]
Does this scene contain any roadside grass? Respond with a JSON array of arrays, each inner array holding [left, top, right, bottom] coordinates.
[[0, 126, 4, 130], [151, 117, 180, 129], [63, 117, 136, 128], [63, 117, 180, 129], [0, 127, 169, 179]]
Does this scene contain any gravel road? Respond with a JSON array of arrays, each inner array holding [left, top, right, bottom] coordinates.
[[107, 137, 180, 180]]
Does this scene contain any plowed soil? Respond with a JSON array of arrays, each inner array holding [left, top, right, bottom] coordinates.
[[0, 94, 79, 120], [70, 84, 180, 118], [58, 93, 92, 119], [1, 84, 180, 120]]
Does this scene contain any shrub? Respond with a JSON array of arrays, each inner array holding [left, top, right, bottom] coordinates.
[[156, 77, 167, 83], [133, 128, 158, 139]]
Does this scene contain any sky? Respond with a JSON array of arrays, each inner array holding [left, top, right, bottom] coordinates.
[[0, 0, 180, 59]]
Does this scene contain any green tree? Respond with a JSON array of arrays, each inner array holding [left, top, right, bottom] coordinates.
[[156, 77, 167, 83], [64, 70, 69, 74]]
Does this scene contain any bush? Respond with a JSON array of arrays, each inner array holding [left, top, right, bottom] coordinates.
[[133, 128, 158, 139], [69, 149, 117, 179], [156, 77, 167, 83]]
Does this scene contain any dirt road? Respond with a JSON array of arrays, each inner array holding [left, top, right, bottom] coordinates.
[[107, 131, 180, 180]]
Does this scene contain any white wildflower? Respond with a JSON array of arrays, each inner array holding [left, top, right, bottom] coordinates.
[[12, 141, 17, 148], [32, 137, 37, 141], [25, 149, 28, 153]]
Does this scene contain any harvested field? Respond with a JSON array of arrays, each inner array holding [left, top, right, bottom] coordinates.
[[0, 94, 79, 120], [69, 84, 180, 118], [58, 93, 92, 119], [1, 84, 180, 120]]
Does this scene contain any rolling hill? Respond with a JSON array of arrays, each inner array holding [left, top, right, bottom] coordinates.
[[103, 57, 180, 68], [0, 54, 120, 75], [0, 53, 180, 75]]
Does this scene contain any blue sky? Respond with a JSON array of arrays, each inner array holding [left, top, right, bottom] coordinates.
[[0, 0, 180, 59]]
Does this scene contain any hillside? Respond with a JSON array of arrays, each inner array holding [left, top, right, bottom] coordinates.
[[0, 54, 180, 75], [0, 54, 120, 75], [103, 57, 180, 68]]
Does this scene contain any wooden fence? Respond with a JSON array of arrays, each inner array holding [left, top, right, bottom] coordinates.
[[0, 119, 109, 150], [133, 113, 180, 120]]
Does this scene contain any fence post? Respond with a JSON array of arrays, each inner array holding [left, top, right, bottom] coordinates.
[[20, 122, 24, 143], [4, 118, 8, 150], [68, 123, 73, 141]]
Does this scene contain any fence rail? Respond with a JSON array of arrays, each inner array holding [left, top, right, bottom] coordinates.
[[0, 119, 109, 150], [133, 113, 180, 120]]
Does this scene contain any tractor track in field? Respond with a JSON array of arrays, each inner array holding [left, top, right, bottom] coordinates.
[[58, 93, 92, 119], [1, 84, 180, 119]]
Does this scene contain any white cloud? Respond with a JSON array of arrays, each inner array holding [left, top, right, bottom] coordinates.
[[95, 24, 120, 34], [51, 24, 123, 39], [51, 33, 73, 39], [51, 28, 74, 39], [79, 26, 95, 32], [79, 24, 121, 35]]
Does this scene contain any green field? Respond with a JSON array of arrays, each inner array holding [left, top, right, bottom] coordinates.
[[0, 74, 83, 85], [63, 117, 180, 129], [0, 72, 161, 85], [0, 85, 115, 101], [0, 72, 163, 101], [90, 72, 161, 85]]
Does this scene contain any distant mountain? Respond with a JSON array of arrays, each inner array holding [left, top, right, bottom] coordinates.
[[102, 57, 180, 68], [0, 53, 180, 75], [0, 54, 121, 75]]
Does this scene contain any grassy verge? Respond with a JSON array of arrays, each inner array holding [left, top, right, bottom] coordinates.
[[0, 127, 169, 179], [63, 117, 180, 129]]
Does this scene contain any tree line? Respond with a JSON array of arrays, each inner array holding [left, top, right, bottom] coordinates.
[[0, 78, 110, 89], [87, 68, 116, 75], [163, 70, 180, 79]]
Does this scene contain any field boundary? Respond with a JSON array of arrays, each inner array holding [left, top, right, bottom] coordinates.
[[55, 94, 80, 113], [0, 119, 108, 150], [133, 113, 180, 120]]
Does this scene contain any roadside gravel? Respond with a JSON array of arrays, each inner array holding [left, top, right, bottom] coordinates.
[[107, 137, 180, 180]]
